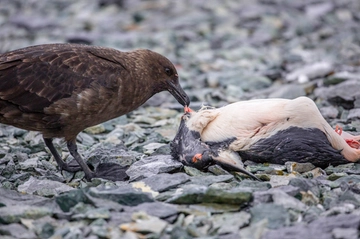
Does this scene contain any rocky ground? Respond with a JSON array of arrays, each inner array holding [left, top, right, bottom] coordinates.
[[1, 0, 360, 238]]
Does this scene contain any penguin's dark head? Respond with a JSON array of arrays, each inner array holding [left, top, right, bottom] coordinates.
[[181, 142, 214, 169], [170, 106, 261, 181], [170, 108, 214, 169]]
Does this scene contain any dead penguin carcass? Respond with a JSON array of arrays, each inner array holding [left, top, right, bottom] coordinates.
[[171, 97, 360, 174]]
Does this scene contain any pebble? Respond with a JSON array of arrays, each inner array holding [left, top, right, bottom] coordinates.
[[126, 155, 183, 181], [268, 84, 306, 99], [0, 205, 52, 224], [165, 184, 208, 204], [17, 176, 74, 197], [202, 186, 252, 205], [124, 201, 178, 219], [0, 223, 37, 239], [211, 211, 251, 235], [120, 212, 168, 234], [238, 219, 268, 239], [140, 173, 190, 192], [285, 162, 316, 173], [262, 214, 360, 239], [87, 184, 155, 206], [250, 204, 290, 229], [190, 174, 234, 186], [285, 62, 333, 82]]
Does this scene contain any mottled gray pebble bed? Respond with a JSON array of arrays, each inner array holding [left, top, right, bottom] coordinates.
[[1, 0, 360, 238]]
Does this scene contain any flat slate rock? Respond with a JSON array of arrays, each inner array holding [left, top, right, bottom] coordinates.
[[126, 155, 183, 181], [0, 205, 52, 224], [211, 211, 251, 234], [190, 174, 234, 186], [141, 173, 190, 192], [124, 201, 178, 219], [250, 203, 290, 229], [202, 186, 252, 205], [0, 187, 52, 207], [0, 223, 37, 239], [17, 176, 74, 197], [87, 184, 154, 206], [166, 184, 208, 204], [86, 143, 139, 168], [263, 214, 360, 239]]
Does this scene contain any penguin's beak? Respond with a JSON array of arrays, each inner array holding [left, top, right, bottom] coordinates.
[[184, 106, 193, 113]]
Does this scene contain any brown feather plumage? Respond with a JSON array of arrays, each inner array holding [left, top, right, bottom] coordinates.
[[0, 43, 190, 180]]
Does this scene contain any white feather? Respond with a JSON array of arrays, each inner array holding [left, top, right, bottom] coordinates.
[[186, 96, 360, 162]]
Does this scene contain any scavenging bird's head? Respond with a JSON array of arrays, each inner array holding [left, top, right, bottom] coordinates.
[[134, 49, 190, 107]]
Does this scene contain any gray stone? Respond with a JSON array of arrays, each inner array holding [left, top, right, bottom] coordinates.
[[0, 205, 52, 224], [182, 203, 242, 214], [319, 106, 339, 118], [212, 211, 251, 235], [125, 201, 178, 219], [236, 179, 272, 192], [86, 143, 139, 168], [269, 174, 297, 187], [190, 174, 234, 186], [288, 177, 323, 197], [207, 70, 272, 92], [202, 186, 252, 205], [255, 188, 307, 211], [302, 205, 324, 223], [324, 71, 360, 86], [253, 185, 301, 204], [0, 187, 53, 208], [348, 108, 360, 120], [322, 203, 357, 217], [77, 132, 96, 146], [327, 173, 348, 181], [141, 173, 190, 192], [325, 163, 360, 175], [184, 166, 212, 176], [268, 84, 306, 99], [0, 223, 37, 239], [314, 80, 360, 102], [120, 212, 168, 235], [1, 159, 16, 179], [332, 227, 358, 239], [83, 192, 125, 211], [300, 190, 320, 206], [207, 164, 232, 175], [55, 189, 90, 212], [285, 161, 316, 173], [19, 157, 39, 170], [72, 206, 110, 220], [250, 203, 290, 229], [126, 155, 183, 181], [89, 218, 110, 238], [239, 218, 268, 239], [286, 62, 333, 82], [330, 175, 360, 188], [166, 184, 207, 204], [262, 214, 360, 239], [88, 184, 154, 206], [17, 176, 74, 197], [305, 2, 334, 19], [170, 226, 192, 239]]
